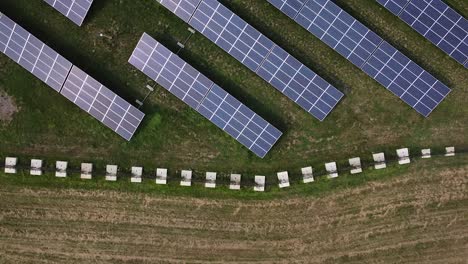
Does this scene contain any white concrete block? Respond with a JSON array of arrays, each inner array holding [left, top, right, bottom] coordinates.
[[30, 159, 43, 176], [349, 157, 362, 174], [130, 177, 142, 183], [325, 162, 338, 178], [397, 148, 410, 165], [373, 152, 386, 169], [131, 166, 143, 183], [254, 175, 265, 192], [205, 172, 216, 188], [105, 165, 118, 181], [277, 171, 290, 188], [156, 168, 167, 184], [229, 174, 241, 190], [445, 146, 455, 156], [55, 161, 68, 177], [421, 149, 431, 158], [4, 157, 17, 174], [301, 166, 314, 183], [180, 170, 192, 186], [81, 163, 93, 179]]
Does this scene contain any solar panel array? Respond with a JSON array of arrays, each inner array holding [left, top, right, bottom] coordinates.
[[377, 0, 468, 67], [0, 12, 144, 140], [61, 66, 145, 140], [267, 0, 452, 117], [0, 13, 72, 91], [129, 33, 282, 158], [156, 0, 344, 121], [43, 0, 94, 26]]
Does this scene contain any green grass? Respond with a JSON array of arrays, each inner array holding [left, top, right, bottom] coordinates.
[[0, 155, 465, 200], [0, 0, 467, 178]]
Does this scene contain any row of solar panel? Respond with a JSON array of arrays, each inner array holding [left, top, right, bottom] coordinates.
[[3, 0, 464, 157], [129, 33, 282, 158], [33, 0, 289, 156], [0, 12, 144, 141], [376, 0, 468, 67], [157, 0, 344, 121], [43, 0, 94, 26], [156, 0, 460, 118], [267, 0, 453, 117], [0, 7, 282, 158], [38, 0, 462, 118]]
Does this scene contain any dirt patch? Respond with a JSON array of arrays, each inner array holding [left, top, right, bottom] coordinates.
[[0, 90, 18, 124]]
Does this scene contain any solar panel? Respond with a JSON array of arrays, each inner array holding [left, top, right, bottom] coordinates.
[[376, 0, 411, 15], [43, 0, 94, 26], [0, 12, 145, 141], [129, 33, 212, 109], [377, 0, 468, 67], [0, 12, 73, 91], [156, 0, 344, 121], [61, 66, 145, 140], [361, 40, 451, 116], [158, 0, 202, 23], [268, 0, 452, 117], [129, 33, 282, 158], [268, 0, 309, 19]]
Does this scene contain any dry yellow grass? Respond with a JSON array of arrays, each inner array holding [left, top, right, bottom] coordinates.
[[0, 159, 467, 263]]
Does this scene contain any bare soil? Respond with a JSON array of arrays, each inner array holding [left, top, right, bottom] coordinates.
[[0, 89, 18, 124], [0, 160, 467, 263]]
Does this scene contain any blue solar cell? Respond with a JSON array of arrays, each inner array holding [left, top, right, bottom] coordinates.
[[198, 85, 282, 157], [268, 0, 308, 19], [61, 66, 145, 140], [294, 0, 385, 68], [378, 0, 468, 67], [376, 0, 411, 15], [0, 13, 144, 140], [131, 34, 215, 108], [43, 0, 94, 26], [129, 33, 282, 157], [157, 0, 343, 120], [0, 13, 73, 92], [268, 0, 452, 117], [157, 0, 201, 22]]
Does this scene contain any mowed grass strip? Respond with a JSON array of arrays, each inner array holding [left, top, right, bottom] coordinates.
[[0, 0, 466, 174], [0, 155, 465, 199]]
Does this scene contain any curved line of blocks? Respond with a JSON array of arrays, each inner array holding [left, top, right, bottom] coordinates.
[[2, 146, 457, 192]]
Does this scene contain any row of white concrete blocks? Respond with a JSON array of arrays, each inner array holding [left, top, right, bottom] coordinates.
[[3, 147, 456, 191]]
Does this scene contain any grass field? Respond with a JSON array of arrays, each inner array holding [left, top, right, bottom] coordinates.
[[0, 157, 467, 263], [1, 2, 467, 262], [0, 0, 467, 176]]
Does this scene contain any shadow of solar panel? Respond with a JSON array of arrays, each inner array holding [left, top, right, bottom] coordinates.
[[155, 0, 344, 121], [378, 0, 468, 67], [129, 33, 282, 158], [43, 0, 94, 26], [61, 66, 145, 140], [0, 12, 72, 91], [268, 0, 452, 117]]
